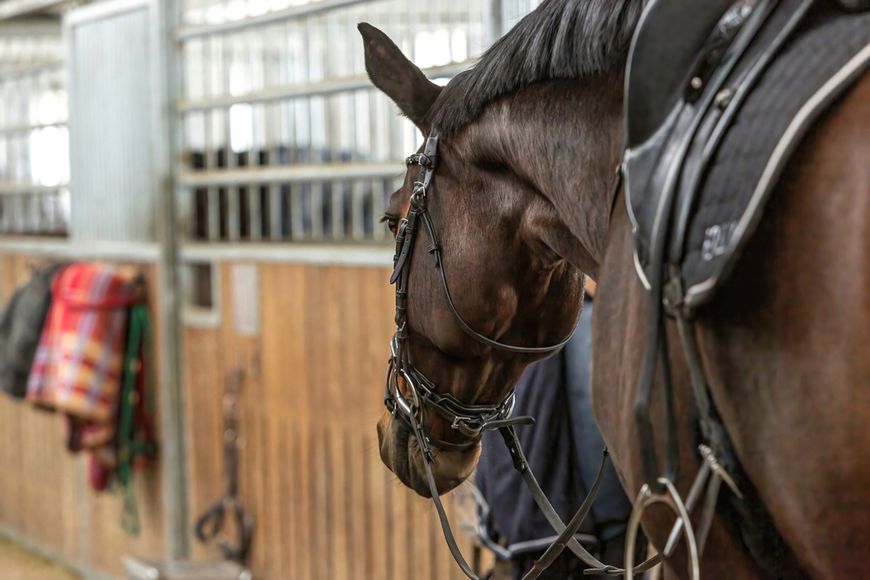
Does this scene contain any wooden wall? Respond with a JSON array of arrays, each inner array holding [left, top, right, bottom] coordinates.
[[0, 252, 487, 579], [0, 253, 167, 577], [183, 262, 484, 579]]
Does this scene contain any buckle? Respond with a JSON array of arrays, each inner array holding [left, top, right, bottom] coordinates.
[[451, 416, 470, 430]]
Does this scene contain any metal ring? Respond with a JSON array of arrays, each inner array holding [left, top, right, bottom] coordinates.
[[624, 479, 700, 580], [393, 390, 413, 419]]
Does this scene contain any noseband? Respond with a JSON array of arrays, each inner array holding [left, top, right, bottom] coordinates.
[[384, 131, 575, 459]]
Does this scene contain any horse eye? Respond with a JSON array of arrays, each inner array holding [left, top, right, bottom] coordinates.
[[381, 214, 399, 234]]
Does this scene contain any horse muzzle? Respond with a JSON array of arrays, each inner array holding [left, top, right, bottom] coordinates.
[[377, 412, 480, 498]]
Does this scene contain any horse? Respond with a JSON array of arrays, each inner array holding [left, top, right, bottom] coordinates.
[[360, 0, 870, 577]]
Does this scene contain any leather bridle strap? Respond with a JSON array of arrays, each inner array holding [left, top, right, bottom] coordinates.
[[421, 210, 578, 354], [524, 447, 612, 579], [415, 419, 605, 580], [413, 416, 665, 579], [499, 426, 664, 578], [400, 131, 577, 356]]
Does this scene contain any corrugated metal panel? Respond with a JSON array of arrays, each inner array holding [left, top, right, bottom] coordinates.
[[67, 0, 155, 242]]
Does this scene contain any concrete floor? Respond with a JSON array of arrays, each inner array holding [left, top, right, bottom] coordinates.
[[0, 537, 79, 580]]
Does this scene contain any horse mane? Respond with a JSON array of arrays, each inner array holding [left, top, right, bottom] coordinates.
[[426, 0, 642, 137]]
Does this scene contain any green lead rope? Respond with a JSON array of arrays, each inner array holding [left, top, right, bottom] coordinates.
[[117, 304, 157, 536]]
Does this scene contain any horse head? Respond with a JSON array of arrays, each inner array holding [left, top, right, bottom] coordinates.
[[357, 19, 630, 497]]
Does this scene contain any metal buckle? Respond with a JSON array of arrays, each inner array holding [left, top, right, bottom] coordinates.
[[699, 444, 743, 498], [451, 416, 471, 431]]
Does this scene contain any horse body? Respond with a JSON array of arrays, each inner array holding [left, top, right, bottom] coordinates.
[[593, 74, 870, 578], [360, 1, 870, 576]]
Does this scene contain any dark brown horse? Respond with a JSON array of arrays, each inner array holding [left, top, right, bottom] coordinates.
[[360, 1, 870, 577]]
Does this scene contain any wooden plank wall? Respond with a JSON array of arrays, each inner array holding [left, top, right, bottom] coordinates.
[[184, 262, 485, 579], [0, 253, 167, 577]]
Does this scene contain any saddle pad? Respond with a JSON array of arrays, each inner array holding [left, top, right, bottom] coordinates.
[[679, 9, 870, 306], [626, 4, 870, 309]]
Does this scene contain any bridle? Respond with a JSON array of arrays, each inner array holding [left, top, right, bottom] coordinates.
[[384, 130, 577, 459], [382, 131, 667, 579]]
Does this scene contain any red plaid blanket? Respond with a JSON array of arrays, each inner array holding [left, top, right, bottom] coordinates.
[[27, 263, 140, 450]]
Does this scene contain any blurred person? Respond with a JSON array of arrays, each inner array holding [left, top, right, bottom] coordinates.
[[474, 280, 638, 579]]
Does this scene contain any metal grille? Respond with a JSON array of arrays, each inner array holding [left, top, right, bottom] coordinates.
[[0, 23, 69, 236], [176, 0, 496, 244]]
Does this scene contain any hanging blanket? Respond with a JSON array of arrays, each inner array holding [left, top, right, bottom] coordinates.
[[27, 263, 141, 451], [0, 262, 68, 398]]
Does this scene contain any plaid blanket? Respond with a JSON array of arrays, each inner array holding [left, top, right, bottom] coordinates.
[[27, 263, 140, 451]]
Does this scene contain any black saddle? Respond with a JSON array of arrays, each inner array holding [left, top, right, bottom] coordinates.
[[621, 1, 870, 575], [625, 0, 870, 311]]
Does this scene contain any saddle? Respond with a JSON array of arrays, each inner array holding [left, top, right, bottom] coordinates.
[[621, 0, 870, 575], [625, 0, 870, 310]]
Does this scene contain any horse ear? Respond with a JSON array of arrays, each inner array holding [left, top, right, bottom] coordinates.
[[358, 22, 441, 131]]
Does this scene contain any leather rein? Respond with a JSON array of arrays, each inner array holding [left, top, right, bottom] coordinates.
[[384, 131, 667, 579]]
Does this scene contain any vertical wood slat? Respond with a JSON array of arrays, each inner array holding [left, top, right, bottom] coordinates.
[[180, 260, 486, 579]]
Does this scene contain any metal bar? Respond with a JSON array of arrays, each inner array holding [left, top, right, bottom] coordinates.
[[176, 0, 372, 41], [178, 162, 402, 187], [153, 0, 192, 558], [207, 187, 219, 240], [0, 182, 68, 195], [289, 183, 303, 239], [310, 182, 324, 240], [268, 183, 281, 240], [64, 0, 147, 27], [0, 19, 61, 35], [330, 180, 342, 238], [0, 0, 67, 21], [247, 28, 262, 241], [203, 36, 216, 241], [351, 180, 365, 240], [0, 121, 67, 136], [179, 241, 392, 266], [177, 61, 471, 112], [223, 36, 239, 241], [371, 178, 386, 242], [0, 238, 161, 259], [0, 60, 64, 79], [249, 183, 262, 240]]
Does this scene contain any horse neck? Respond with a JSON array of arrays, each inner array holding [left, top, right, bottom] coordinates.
[[491, 78, 625, 277]]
